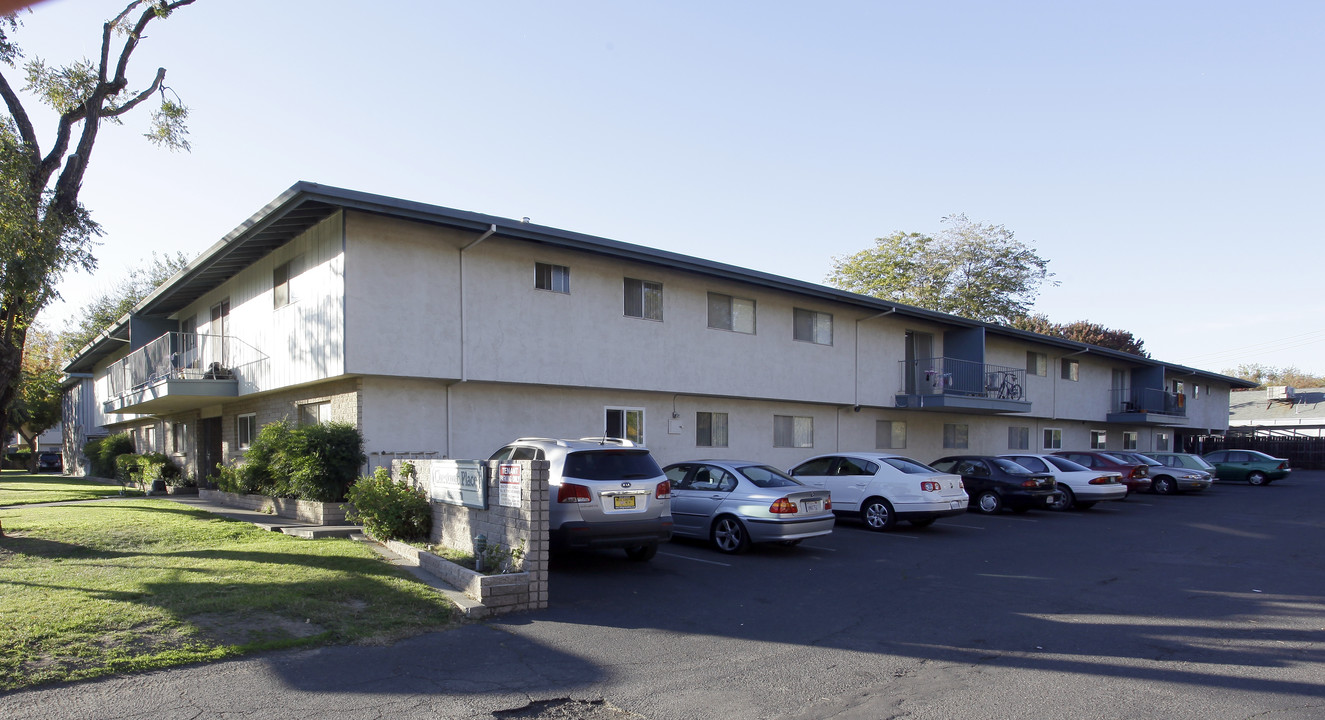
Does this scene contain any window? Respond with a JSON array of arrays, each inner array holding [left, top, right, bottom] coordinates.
[[1061, 358, 1079, 381], [1194, 384, 1201, 399], [144, 425, 156, 452], [535, 262, 570, 293], [237, 413, 257, 449], [1008, 426, 1030, 450], [696, 411, 729, 448], [605, 407, 645, 444], [876, 420, 906, 449], [707, 293, 755, 334], [172, 422, 188, 453], [793, 308, 833, 345], [298, 402, 331, 426], [273, 255, 304, 308], [1090, 430, 1107, 449], [624, 278, 663, 321], [1027, 352, 1047, 377], [943, 423, 969, 449], [1123, 431, 1138, 450], [1156, 432, 1170, 452], [1043, 428, 1063, 450], [773, 415, 813, 448]]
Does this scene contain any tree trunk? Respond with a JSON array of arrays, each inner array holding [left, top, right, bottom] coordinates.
[[0, 337, 19, 457]]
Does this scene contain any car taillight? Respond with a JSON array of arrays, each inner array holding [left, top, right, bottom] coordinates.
[[921, 481, 941, 492], [1021, 479, 1040, 488], [769, 498, 798, 514], [1277, 462, 1289, 470], [824, 498, 832, 510], [1131, 467, 1147, 478], [557, 483, 592, 503], [655, 480, 672, 499], [1089, 476, 1114, 485]]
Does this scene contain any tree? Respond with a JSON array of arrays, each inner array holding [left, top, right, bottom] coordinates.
[[1009, 314, 1150, 358], [0, 2, 195, 450], [827, 213, 1055, 324], [61, 250, 189, 356], [8, 323, 63, 470], [1223, 364, 1325, 390]]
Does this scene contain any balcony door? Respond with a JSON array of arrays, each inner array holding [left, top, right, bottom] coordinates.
[[209, 299, 230, 368], [904, 330, 933, 395]]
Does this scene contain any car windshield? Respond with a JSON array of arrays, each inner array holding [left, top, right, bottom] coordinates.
[[878, 457, 939, 474], [1127, 453, 1164, 467], [1188, 455, 1216, 470], [563, 450, 662, 480], [1044, 456, 1089, 472], [991, 458, 1034, 474], [1099, 452, 1138, 465], [737, 465, 801, 488]]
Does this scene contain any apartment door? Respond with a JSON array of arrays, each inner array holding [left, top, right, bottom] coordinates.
[[209, 299, 230, 368], [903, 331, 934, 394], [198, 417, 223, 487]]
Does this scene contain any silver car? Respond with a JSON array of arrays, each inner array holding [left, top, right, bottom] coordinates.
[[1141, 452, 1216, 494], [662, 460, 834, 553]]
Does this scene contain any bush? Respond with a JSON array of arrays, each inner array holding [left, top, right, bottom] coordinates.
[[345, 467, 432, 541], [218, 420, 366, 502], [3, 451, 32, 470], [89, 433, 134, 478]]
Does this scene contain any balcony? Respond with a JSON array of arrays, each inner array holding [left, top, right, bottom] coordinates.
[[102, 333, 266, 415], [1106, 388, 1187, 425], [894, 357, 1032, 414]]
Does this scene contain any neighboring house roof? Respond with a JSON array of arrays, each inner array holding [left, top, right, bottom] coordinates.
[[61, 181, 1259, 390], [1228, 388, 1325, 428]]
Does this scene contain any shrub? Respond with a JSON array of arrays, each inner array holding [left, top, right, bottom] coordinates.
[[345, 467, 432, 541], [89, 433, 134, 478], [222, 420, 366, 502]]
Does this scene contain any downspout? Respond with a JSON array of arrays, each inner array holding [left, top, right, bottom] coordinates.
[[446, 224, 498, 458], [854, 307, 897, 410]]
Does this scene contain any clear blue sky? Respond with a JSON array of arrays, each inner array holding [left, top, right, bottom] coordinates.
[[16, 0, 1325, 375]]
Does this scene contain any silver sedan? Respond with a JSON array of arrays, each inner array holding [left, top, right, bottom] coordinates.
[[662, 460, 835, 553]]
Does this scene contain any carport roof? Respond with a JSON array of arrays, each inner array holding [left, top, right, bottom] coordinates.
[[61, 181, 1258, 389]]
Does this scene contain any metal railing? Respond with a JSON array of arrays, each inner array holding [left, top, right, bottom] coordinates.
[[899, 357, 1027, 400], [104, 332, 266, 398], [1109, 387, 1186, 416]]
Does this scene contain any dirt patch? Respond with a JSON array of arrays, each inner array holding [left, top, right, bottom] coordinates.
[[189, 611, 326, 646], [493, 698, 646, 719]]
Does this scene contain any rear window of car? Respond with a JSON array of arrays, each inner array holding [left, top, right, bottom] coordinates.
[[1099, 453, 1136, 464], [1044, 456, 1089, 472], [738, 465, 801, 488], [879, 457, 939, 474], [991, 458, 1034, 474], [563, 450, 662, 480]]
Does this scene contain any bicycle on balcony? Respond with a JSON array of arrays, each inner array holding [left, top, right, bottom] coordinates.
[[986, 370, 1023, 400]]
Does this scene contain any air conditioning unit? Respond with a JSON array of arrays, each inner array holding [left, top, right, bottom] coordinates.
[[1266, 386, 1297, 401]]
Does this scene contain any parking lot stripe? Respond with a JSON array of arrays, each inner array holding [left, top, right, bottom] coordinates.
[[657, 551, 731, 567], [941, 523, 986, 530]]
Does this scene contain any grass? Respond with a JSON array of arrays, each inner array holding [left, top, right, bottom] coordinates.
[[0, 498, 457, 692], [0, 469, 141, 506]]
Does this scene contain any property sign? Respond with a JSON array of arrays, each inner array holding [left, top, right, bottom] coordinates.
[[429, 460, 487, 509], [498, 463, 522, 508]]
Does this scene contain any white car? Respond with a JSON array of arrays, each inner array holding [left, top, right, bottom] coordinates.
[[789, 453, 967, 531], [1000, 454, 1127, 511]]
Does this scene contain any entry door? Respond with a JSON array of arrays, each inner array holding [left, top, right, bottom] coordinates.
[[198, 417, 223, 487], [904, 331, 934, 394]]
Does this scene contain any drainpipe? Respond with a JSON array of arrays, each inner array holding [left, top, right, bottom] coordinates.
[[854, 307, 897, 409], [446, 224, 498, 458]]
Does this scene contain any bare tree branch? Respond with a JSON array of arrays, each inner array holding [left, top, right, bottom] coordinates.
[[0, 69, 39, 161]]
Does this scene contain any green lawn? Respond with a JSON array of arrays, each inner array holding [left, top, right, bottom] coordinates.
[[0, 498, 457, 691], [0, 469, 140, 506]]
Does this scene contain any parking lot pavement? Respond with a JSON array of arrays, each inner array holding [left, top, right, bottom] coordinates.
[[2, 473, 1322, 719]]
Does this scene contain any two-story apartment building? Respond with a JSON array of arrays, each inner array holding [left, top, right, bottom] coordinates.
[[61, 182, 1254, 481]]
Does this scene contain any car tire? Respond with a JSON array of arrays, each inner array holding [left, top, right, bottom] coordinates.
[[860, 497, 897, 531], [908, 518, 937, 528], [624, 544, 658, 562], [711, 516, 751, 554], [1153, 476, 1176, 495], [1047, 486, 1075, 511], [1247, 471, 1267, 486], [974, 491, 1002, 514]]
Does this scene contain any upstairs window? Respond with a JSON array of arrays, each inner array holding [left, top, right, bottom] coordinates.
[[707, 293, 755, 334], [1061, 358, 1080, 381], [273, 255, 304, 309], [793, 308, 833, 345], [1027, 352, 1047, 377], [535, 262, 570, 293], [624, 278, 663, 321]]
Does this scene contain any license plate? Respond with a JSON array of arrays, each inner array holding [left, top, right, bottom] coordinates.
[[803, 500, 821, 513], [613, 496, 636, 509], [950, 500, 961, 509]]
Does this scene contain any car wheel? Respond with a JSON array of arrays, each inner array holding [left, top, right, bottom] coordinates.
[[1153, 476, 1175, 495], [624, 544, 657, 562], [975, 491, 1002, 514], [711, 516, 751, 554], [860, 497, 897, 531], [1047, 486, 1075, 511], [1247, 471, 1267, 486], [908, 518, 937, 528]]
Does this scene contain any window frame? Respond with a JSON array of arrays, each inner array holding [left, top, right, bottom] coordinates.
[[298, 401, 331, 427], [237, 413, 257, 450], [605, 406, 646, 444], [1008, 426, 1030, 450], [1043, 428, 1063, 450], [1027, 351, 1047, 377], [624, 277, 663, 321], [706, 292, 756, 334], [942, 423, 969, 450], [876, 420, 906, 449], [1061, 358, 1080, 381], [535, 262, 570, 294], [273, 255, 304, 309], [1156, 432, 1171, 452], [696, 411, 729, 448], [1090, 430, 1107, 450], [1122, 431, 1138, 450], [792, 308, 833, 345], [773, 415, 814, 448]]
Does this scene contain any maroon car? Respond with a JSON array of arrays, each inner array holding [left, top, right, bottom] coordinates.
[[1052, 451, 1152, 493]]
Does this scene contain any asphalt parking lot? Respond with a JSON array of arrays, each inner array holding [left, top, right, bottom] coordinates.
[[3, 472, 1322, 719]]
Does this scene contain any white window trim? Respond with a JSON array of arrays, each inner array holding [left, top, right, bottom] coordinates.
[[605, 406, 646, 444], [535, 262, 570, 294], [1090, 430, 1108, 450], [237, 413, 257, 449], [1043, 427, 1063, 450]]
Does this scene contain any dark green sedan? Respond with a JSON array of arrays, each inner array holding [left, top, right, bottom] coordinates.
[[1201, 450, 1292, 485]]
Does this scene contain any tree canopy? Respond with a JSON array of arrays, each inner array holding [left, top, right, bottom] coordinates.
[[1009, 314, 1150, 358], [61, 250, 189, 356], [0, 1, 195, 447], [1223, 364, 1325, 390], [826, 214, 1055, 325]]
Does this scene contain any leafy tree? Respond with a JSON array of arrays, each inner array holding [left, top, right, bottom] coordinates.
[[827, 213, 1055, 324], [8, 324, 63, 469], [61, 250, 189, 356], [1224, 364, 1325, 390], [1010, 314, 1150, 358], [0, 2, 195, 449]]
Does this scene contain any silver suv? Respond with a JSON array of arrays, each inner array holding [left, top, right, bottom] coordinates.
[[488, 437, 673, 561]]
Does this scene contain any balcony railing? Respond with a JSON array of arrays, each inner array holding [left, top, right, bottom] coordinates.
[[900, 357, 1027, 400], [1109, 387, 1186, 416], [104, 332, 265, 399]]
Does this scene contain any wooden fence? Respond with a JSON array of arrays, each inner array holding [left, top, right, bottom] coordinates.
[[1186, 435, 1325, 470]]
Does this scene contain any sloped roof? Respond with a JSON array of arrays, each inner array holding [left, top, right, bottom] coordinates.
[[1229, 388, 1325, 426]]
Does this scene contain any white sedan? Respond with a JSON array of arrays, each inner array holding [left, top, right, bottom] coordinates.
[[789, 453, 968, 531], [1000, 454, 1127, 511]]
